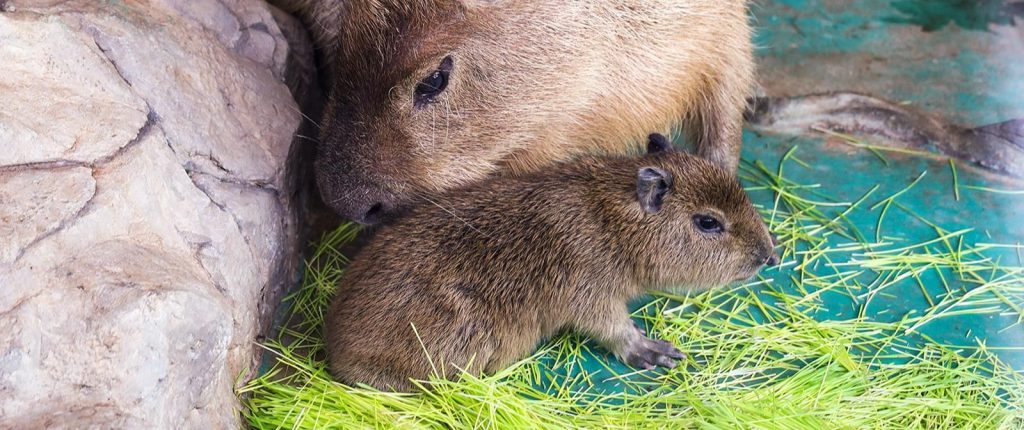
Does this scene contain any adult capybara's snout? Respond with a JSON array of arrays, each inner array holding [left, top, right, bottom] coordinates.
[[314, 130, 405, 225], [315, 163, 398, 225]]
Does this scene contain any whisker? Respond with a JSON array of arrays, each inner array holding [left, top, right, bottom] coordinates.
[[294, 134, 320, 143], [415, 192, 493, 240], [288, 104, 323, 130]]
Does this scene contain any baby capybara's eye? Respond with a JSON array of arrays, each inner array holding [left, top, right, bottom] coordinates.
[[414, 55, 453, 106], [693, 214, 724, 233]]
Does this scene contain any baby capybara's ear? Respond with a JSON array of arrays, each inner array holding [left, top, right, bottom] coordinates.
[[647, 133, 673, 154], [636, 166, 673, 214]]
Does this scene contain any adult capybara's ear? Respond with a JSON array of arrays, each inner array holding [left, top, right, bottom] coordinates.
[[647, 133, 674, 154]]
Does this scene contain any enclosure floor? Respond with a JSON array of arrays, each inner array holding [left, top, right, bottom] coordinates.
[[246, 2, 1024, 427]]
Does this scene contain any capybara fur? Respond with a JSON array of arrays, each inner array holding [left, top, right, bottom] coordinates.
[[274, 0, 755, 223], [323, 134, 777, 391]]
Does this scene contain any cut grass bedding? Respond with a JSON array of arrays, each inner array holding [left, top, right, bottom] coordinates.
[[240, 147, 1024, 429]]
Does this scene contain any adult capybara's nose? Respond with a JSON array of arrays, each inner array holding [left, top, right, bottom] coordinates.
[[324, 183, 397, 225], [316, 165, 399, 225]]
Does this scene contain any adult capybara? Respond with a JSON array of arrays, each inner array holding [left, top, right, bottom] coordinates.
[[276, 0, 754, 224]]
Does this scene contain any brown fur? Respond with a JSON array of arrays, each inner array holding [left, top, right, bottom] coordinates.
[[274, 0, 755, 223], [323, 139, 776, 391]]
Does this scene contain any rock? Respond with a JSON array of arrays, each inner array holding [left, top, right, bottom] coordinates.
[[0, 0, 313, 427]]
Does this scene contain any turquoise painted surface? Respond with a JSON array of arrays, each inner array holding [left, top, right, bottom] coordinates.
[[754, 0, 1024, 125], [738, 132, 1024, 364], [887, 0, 1024, 32]]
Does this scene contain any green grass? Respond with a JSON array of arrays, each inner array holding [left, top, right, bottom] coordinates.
[[239, 148, 1024, 429]]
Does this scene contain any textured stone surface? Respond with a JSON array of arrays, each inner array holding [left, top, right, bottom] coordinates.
[[0, 15, 147, 166], [0, 0, 311, 427], [0, 167, 95, 265]]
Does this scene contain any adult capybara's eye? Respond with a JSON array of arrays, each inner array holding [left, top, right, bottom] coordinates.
[[414, 55, 453, 107], [415, 70, 447, 98]]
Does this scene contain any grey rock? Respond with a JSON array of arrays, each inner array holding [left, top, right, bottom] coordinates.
[[0, 0, 313, 427]]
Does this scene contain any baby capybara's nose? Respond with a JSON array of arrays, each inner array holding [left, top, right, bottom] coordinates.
[[764, 234, 780, 266]]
